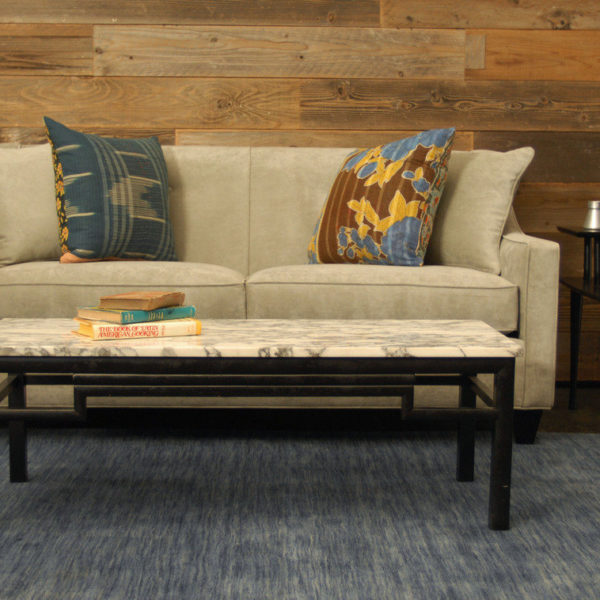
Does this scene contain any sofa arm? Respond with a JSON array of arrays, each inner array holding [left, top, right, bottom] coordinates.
[[499, 231, 560, 409]]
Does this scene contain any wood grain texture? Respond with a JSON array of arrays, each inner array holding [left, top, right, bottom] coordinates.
[[0, 24, 92, 75], [301, 80, 600, 132], [465, 33, 485, 70], [514, 183, 600, 233], [475, 132, 600, 182], [381, 0, 600, 30], [94, 25, 466, 79], [556, 286, 600, 381], [0, 1, 380, 26], [538, 231, 587, 278], [0, 127, 176, 145], [176, 129, 474, 149], [0, 76, 300, 130], [467, 30, 600, 81], [556, 331, 600, 380], [6, 76, 600, 133]]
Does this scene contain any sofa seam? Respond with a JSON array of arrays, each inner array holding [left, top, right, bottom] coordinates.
[[245, 281, 517, 290], [246, 148, 252, 278], [0, 283, 245, 288]]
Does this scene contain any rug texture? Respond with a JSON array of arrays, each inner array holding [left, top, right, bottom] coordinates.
[[0, 429, 598, 600]]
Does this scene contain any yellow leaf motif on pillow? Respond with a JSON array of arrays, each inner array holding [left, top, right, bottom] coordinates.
[[347, 197, 381, 236], [364, 158, 387, 187], [357, 223, 371, 239], [426, 144, 445, 163], [353, 147, 381, 173], [376, 191, 420, 234]]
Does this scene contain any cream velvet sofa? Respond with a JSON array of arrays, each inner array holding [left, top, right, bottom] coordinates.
[[0, 143, 559, 441]]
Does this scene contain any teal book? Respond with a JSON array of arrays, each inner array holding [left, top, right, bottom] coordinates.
[[76, 305, 196, 324]]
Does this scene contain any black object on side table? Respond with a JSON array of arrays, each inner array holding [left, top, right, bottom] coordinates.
[[558, 225, 600, 409]]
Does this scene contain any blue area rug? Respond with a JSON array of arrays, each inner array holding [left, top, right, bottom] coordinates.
[[0, 429, 598, 599]]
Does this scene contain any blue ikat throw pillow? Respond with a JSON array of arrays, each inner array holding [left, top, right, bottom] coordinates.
[[44, 117, 177, 263]]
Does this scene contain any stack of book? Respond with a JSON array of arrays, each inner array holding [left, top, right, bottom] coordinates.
[[73, 291, 201, 340]]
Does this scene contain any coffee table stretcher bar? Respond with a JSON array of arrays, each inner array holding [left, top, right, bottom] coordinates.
[[0, 318, 520, 531]]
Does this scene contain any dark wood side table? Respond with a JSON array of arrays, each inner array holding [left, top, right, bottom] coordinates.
[[557, 226, 600, 409]]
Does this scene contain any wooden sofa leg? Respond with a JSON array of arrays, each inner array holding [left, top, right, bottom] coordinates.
[[513, 409, 543, 444]]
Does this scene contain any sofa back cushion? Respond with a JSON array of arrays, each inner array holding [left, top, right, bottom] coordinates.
[[249, 147, 352, 274], [162, 145, 251, 274], [0, 144, 61, 266], [426, 147, 534, 274]]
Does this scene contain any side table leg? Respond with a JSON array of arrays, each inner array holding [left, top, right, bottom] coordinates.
[[8, 374, 27, 482], [457, 377, 476, 482], [569, 290, 583, 410], [489, 361, 515, 531]]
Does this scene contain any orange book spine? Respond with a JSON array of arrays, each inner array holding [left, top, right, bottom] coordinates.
[[76, 318, 201, 340]]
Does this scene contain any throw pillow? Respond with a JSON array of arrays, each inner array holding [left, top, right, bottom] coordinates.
[[44, 117, 177, 263], [426, 147, 535, 274], [308, 128, 455, 266]]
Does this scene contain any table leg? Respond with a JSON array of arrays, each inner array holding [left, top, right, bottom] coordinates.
[[8, 374, 27, 482], [584, 238, 591, 280], [457, 377, 476, 482], [488, 360, 515, 530], [595, 239, 600, 282], [569, 290, 583, 410]]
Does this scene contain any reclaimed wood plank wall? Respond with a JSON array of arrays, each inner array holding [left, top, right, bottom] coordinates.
[[1, 0, 600, 381]]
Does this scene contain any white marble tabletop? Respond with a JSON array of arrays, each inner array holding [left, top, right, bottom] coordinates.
[[0, 318, 522, 359]]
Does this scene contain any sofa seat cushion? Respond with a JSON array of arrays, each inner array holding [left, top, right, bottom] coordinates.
[[247, 264, 518, 333], [0, 261, 245, 319]]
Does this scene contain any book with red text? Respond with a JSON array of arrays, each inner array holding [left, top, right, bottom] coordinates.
[[74, 317, 201, 340]]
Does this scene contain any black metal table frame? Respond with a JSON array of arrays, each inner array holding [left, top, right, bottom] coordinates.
[[0, 354, 515, 530], [557, 225, 600, 409]]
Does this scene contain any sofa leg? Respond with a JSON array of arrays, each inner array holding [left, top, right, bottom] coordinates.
[[513, 410, 543, 444]]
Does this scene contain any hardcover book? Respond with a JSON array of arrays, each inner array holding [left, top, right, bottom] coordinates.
[[98, 291, 186, 311], [77, 305, 196, 324], [74, 317, 201, 340]]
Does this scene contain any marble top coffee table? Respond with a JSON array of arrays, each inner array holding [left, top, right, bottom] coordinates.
[[0, 318, 521, 530]]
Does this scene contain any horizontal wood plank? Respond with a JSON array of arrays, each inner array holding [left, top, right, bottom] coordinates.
[[176, 129, 474, 149], [5, 77, 600, 133], [514, 183, 600, 233], [0, 127, 473, 151], [556, 331, 600, 381], [475, 131, 600, 182], [94, 25, 465, 79], [0, 127, 176, 145], [467, 30, 600, 82], [301, 80, 600, 132], [381, 0, 600, 30], [0, 24, 92, 75], [0, 76, 300, 129], [0, 1, 380, 26]]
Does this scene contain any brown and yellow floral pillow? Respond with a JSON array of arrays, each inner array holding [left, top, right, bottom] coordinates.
[[308, 128, 455, 266]]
